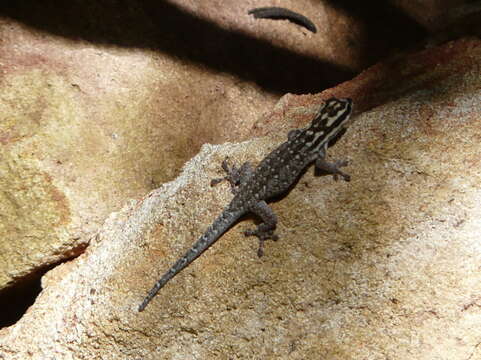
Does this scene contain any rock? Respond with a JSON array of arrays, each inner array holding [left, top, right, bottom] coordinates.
[[1, 36, 480, 359]]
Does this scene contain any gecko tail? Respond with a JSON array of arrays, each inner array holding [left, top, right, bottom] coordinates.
[[138, 208, 243, 312]]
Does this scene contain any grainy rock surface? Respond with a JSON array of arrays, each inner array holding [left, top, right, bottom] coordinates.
[[0, 36, 480, 359], [0, 8, 275, 292], [1, 0, 475, 300]]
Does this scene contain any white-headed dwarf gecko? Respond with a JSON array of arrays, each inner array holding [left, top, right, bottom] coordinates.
[[138, 97, 353, 311]]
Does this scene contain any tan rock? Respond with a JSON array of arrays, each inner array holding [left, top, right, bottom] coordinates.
[[1, 36, 480, 359], [1, 0, 475, 296], [0, 16, 275, 291]]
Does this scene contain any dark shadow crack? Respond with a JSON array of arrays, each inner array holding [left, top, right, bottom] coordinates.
[[0, 241, 88, 329]]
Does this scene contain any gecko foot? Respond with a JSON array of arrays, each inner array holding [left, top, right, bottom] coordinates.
[[315, 158, 350, 182], [211, 158, 235, 187], [211, 158, 254, 193], [244, 227, 279, 257]]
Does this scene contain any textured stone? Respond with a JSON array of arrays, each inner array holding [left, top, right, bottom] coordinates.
[[1, 0, 474, 296], [1, 37, 480, 359], [0, 12, 274, 291]]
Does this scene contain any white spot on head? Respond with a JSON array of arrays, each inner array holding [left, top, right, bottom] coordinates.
[[326, 115, 338, 127]]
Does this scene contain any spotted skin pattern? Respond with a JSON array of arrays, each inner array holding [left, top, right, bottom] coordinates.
[[138, 98, 353, 312]]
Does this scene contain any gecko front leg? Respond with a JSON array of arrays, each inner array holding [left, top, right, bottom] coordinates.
[[314, 149, 350, 182]]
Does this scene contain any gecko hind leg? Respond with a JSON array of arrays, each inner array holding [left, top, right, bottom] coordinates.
[[244, 200, 279, 257], [211, 157, 254, 193]]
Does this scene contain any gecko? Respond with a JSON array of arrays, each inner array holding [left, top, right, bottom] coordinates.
[[138, 97, 353, 311]]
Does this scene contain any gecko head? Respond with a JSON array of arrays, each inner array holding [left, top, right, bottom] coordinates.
[[320, 97, 353, 128], [302, 97, 353, 153], [309, 97, 353, 133]]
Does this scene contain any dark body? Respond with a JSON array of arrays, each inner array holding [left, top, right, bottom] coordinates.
[[138, 98, 353, 311]]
